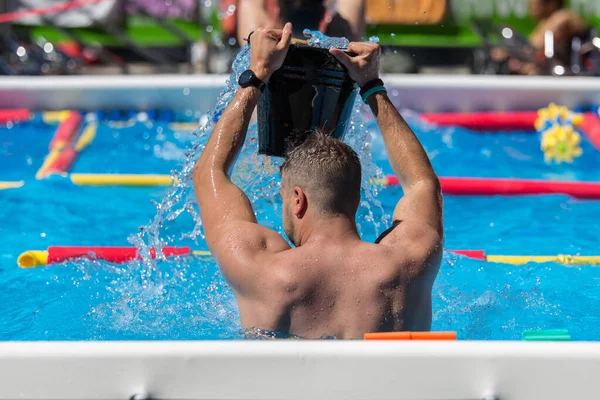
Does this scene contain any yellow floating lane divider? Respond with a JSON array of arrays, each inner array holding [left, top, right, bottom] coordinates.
[[18, 250, 49, 268], [42, 110, 71, 124], [69, 173, 178, 187], [486, 255, 600, 265], [35, 147, 62, 179], [168, 122, 199, 131], [0, 181, 24, 190], [73, 123, 97, 152]]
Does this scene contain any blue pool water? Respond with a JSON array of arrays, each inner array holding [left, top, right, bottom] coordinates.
[[2, 106, 600, 341]]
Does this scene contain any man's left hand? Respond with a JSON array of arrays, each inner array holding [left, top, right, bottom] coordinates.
[[249, 22, 293, 82]]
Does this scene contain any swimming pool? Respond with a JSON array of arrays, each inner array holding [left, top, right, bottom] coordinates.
[[2, 96, 600, 341]]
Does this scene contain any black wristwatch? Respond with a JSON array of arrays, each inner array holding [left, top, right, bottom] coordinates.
[[238, 69, 266, 92]]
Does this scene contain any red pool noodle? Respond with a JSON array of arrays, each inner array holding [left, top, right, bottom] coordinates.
[[41, 246, 483, 264], [450, 250, 486, 260], [46, 148, 78, 174], [0, 109, 30, 123], [441, 177, 600, 198], [47, 246, 191, 264], [48, 112, 82, 150], [385, 176, 600, 199], [581, 112, 600, 151], [421, 112, 538, 131]]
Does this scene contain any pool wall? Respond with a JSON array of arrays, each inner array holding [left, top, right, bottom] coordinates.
[[0, 341, 598, 399], [1, 75, 600, 112]]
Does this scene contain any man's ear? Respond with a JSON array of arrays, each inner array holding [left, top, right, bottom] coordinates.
[[293, 186, 308, 218]]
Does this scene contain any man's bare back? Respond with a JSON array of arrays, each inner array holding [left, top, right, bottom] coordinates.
[[234, 223, 441, 339], [193, 27, 443, 339]]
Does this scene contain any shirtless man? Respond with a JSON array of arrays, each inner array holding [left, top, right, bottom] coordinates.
[[235, 0, 364, 45], [193, 23, 443, 339]]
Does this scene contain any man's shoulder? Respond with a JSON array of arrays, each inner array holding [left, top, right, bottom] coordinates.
[[375, 222, 443, 279], [378, 220, 442, 253]]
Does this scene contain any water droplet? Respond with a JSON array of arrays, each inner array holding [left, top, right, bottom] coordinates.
[[183, 88, 190, 96]]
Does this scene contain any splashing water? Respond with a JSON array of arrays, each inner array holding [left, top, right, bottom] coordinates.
[[302, 30, 380, 51], [303, 29, 350, 49], [96, 37, 387, 337]]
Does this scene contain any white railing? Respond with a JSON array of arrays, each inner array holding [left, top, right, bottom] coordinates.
[[1, 74, 600, 112]]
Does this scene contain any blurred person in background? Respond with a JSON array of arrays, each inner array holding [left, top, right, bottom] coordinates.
[[232, 0, 364, 45], [493, 0, 588, 75]]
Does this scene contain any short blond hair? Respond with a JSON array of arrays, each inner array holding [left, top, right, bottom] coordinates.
[[281, 131, 361, 215]]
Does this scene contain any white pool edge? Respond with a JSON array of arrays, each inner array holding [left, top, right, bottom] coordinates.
[[0, 340, 599, 400], [1, 74, 600, 112]]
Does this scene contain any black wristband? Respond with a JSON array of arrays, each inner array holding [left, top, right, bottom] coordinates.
[[359, 78, 385, 97]]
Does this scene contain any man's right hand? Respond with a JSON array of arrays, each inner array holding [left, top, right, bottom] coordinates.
[[330, 42, 380, 88], [249, 23, 293, 82]]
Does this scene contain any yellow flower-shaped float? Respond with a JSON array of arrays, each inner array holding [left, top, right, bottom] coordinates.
[[536, 103, 584, 164], [535, 103, 583, 131], [540, 124, 583, 163]]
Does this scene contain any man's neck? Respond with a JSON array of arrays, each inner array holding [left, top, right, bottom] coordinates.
[[296, 214, 360, 247]]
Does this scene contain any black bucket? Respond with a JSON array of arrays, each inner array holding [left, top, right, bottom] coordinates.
[[257, 44, 357, 157]]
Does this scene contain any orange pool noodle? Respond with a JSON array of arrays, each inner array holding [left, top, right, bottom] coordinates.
[[364, 332, 457, 341]]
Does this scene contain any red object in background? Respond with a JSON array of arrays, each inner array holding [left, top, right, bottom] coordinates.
[[57, 41, 123, 65], [581, 112, 600, 150], [0, 109, 30, 123], [46, 246, 192, 264], [449, 250, 486, 260], [46, 148, 78, 175], [220, 0, 237, 38], [48, 111, 82, 150], [0, 0, 107, 24], [421, 112, 539, 131], [441, 177, 600, 199], [385, 176, 600, 199]]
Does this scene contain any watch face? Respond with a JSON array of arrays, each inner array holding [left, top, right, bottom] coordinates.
[[238, 70, 254, 87]]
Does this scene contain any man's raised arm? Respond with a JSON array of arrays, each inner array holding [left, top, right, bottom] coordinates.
[[330, 43, 442, 235], [193, 24, 293, 252]]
